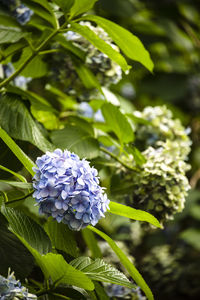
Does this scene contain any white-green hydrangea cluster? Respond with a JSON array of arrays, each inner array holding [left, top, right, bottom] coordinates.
[[134, 106, 191, 159], [127, 106, 192, 224], [132, 143, 190, 224], [50, 21, 122, 99]]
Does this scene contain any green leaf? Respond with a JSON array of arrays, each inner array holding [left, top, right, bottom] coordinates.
[[0, 213, 34, 279], [80, 15, 154, 72], [180, 229, 200, 250], [88, 226, 154, 300], [0, 127, 35, 176], [126, 113, 151, 125], [1, 209, 94, 291], [0, 181, 32, 189], [0, 14, 21, 28], [13, 47, 48, 78], [0, 25, 27, 44], [73, 58, 102, 92], [23, 0, 58, 28], [70, 256, 135, 289], [66, 116, 94, 136], [82, 228, 102, 259], [51, 125, 99, 159], [55, 34, 86, 60], [49, 286, 87, 300], [6, 86, 56, 112], [1, 42, 26, 63], [109, 201, 161, 228], [70, 0, 98, 18], [69, 22, 130, 73], [2, 207, 94, 290], [0, 165, 27, 182], [93, 282, 109, 300], [45, 218, 78, 257], [1, 206, 52, 254], [30, 0, 55, 15], [54, 0, 75, 13], [0, 94, 55, 153], [0, 211, 94, 291], [101, 103, 134, 144], [125, 146, 146, 166], [34, 252, 94, 291]]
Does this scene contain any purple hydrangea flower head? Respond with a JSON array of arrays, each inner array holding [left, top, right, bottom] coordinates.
[[33, 149, 110, 230]]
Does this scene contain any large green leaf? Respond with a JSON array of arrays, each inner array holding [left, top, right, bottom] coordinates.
[[0, 213, 34, 279], [80, 15, 154, 72], [109, 202, 161, 228], [70, 0, 98, 18], [2, 206, 52, 255], [70, 256, 135, 289], [0, 25, 27, 44], [101, 103, 134, 144], [88, 226, 154, 300], [34, 252, 94, 291], [69, 22, 130, 73], [45, 218, 78, 257], [0, 94, 54, 153], [0, 180, 32, 189], [1, 207, 94, 291], [54, 0, 75, 13], [0, 128, 35, 176], [51, 125, 99, 159], [6, 86, 57, 113]]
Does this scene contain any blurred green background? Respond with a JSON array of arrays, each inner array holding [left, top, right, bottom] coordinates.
[[94, 1, 200, 299]]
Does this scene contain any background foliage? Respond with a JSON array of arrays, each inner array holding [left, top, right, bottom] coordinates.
[[0, 0, 199, 299]]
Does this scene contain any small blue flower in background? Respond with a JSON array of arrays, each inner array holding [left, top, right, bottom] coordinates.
[[0, 0, 33, 25], [106, 284, 146, 299], [2, 63, 31, 89], [13, 4, 33, 25], [33, 149, 110, 230], [79, 102, 105, 122], [0, 269, 37, 300]]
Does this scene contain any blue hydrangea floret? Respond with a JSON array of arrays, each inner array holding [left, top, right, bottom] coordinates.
[[33, 149, 110, 230], [13, 4, 33, 25], [0, 269, 37, 300]]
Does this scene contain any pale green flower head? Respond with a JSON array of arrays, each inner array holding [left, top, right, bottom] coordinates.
[[132, 144, 190, 224], [134, 106, 191, 159]]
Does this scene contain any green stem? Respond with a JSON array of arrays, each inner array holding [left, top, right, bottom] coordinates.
[[99, 146, 138, 172], [5, 190, 34, 205], [0, 52, 37, 88], [0, 22, 68, 89], [39, 49, 61, 55]]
